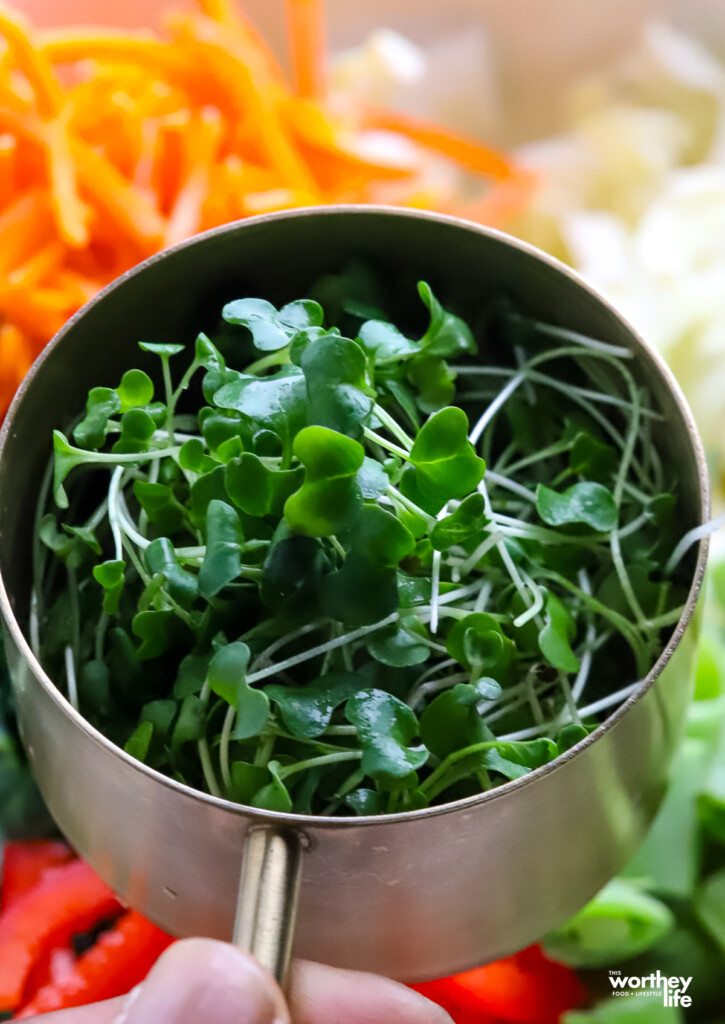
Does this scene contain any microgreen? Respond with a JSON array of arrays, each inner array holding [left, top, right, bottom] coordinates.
[[33, 271, 690, 816]]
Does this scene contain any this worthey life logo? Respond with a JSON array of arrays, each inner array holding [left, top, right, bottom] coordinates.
[[609, 970, 693, 1008]]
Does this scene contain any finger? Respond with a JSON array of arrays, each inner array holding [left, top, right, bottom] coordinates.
[[289, 960, 454, 1024], [19, 997, 126, 1023], [111, 939, 289, 1024]]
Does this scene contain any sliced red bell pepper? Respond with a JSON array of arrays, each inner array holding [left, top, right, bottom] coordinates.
[[15, 911, 174, 1018], [453, 948, 586, 1024], [0, 858, 120, 1013], [413, 946, 586, 1024], [410, 978, 501, 1024], [1, 841, 74, 910]]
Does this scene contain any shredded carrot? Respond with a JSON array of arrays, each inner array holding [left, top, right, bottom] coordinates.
[[363, 106, 516, 180], [0, 4, 62, 118], [285, 0, 327, 100], [0, 0, 530, 417]]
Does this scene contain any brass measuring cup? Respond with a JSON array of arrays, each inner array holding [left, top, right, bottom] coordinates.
[[0, 207, 709, 985]]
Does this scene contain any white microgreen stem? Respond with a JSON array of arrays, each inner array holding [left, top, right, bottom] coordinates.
[[247, 584, 483, 685], [558, 672, 583, 726], [64, 644, 79, 711], [646, 605, 686, 629], [95, 612, 109, 663], [474, 581, 492, 613], [485, 471, 537, 504], [525, 672, 545, 726], [372, 403, 414, 450], [664, 513, 725, 576], [117, 492, 151, 550], [386, 486, 436, 528], [220, 705, 235, 795], [364, 428, 410, 460], [459, 531, 504, 576], [161, 357, 175, 444], [506, 680, 642, 740], [430, 505, 450, 634], [108, 467, 125, 561], [325, 725, 358, 736], [278, 750, 362, 780], [29, 590, 40, 659], [478, 479, 543, 629], [512, 571, 544, 628], [197, 679, 223, 798], [250, 619, 328, 672], [75, 444, 182, 467], [610, 528, 647, 629], [497, 439, 573, 478], [244, 346, 291, 376], [407, 672, 469, 710], [468, 372, 525, 446], [400, 621, 447, 654], [246, 613, 400, 683], [532, 321, 633, 359]]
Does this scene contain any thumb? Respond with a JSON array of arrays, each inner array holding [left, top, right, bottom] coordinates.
[[114, 938, 289, 1024]]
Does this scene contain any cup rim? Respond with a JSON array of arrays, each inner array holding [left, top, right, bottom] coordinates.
[[0, 203, 711, 829]]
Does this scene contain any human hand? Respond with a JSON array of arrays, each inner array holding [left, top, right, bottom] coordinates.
[[28, 938, 453, 1023]]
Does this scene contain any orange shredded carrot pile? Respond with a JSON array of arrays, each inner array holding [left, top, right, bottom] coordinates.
[[0, 0, 534, 413]]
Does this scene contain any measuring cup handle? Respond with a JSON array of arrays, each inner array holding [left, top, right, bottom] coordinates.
[[232, 826, 304, 987]]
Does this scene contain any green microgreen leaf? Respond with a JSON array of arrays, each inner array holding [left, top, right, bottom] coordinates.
[[283, 426, 364, 537], [446, 614, 514, 681], [569, 431, 618, 482], [430, 492, 487, 550], [93, 560, 125, 615], [358, 320, 418, 361], [213, 366, 308, 459], [539, 592, 580, 673], [223, 297, 323, 352], [225, 453, 303, 518], [356, 457, 389, 499], [124, 721, 153, 762], [145, 538, 198, 607], [116, 369, 154, 411], [265, 672, 360, 738], [418, 281, 476, 358], [132, 609, 172, 660], [419, 688, 491, 759], [536, 481, 618, 532], [345, 689, 429, 781], [198, 500, 245, 599], [73, 387, 121, 450], [320, 551, 398, 627], [112, 409, 156, 454], [133, 481, 187, 534], [179, 438, 217, 474], [252, 760, 293, 811], [138, 341, 185, 358], [301, 334, 374, 438], [367, 616, 430, 667], [409, 407, 486, 501], [207, 642, 269, 740], [407, 355, 456, 413]]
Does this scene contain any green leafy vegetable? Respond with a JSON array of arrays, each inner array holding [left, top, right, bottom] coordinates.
[[33, 273, 686, 817]]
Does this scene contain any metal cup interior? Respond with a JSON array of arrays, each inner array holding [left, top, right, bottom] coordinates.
[[0, 207, 709, 981]]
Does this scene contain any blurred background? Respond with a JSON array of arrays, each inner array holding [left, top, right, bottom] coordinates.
[[2, 0, 725, 1021]]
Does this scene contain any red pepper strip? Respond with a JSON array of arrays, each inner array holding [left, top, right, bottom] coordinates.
[[15, 911, 174, 1018], [410, 979, 501, 1024], [423, 947, 587, 1024], [1, 841, 74, 910], [0, 859, 120, 1013]]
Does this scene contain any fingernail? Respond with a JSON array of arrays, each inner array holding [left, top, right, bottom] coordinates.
[[121, 939, 288, 1024]]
